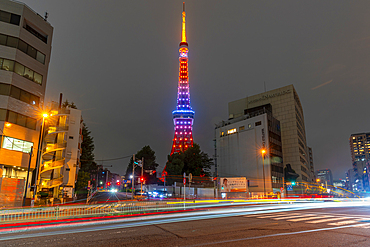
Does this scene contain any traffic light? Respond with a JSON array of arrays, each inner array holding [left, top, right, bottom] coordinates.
[[140, 177, 145, 183], [107, 182, 111, 187], [291, 181, 296, 186], [116, 182, 121, 186]]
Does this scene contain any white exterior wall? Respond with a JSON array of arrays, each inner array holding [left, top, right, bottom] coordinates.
[[63, 108, 82, 192], [216, 113, 273, 194], [228, 85, 310, 182]]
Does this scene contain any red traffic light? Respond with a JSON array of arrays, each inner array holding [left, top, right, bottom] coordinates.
[[140, 177, 144, 182], [116, 182, 121, 186], [107, 182, 111, 186]]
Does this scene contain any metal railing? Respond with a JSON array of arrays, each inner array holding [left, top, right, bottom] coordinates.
[[0, 200, 185, 223]]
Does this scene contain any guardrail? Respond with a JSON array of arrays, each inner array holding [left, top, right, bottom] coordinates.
[[0, 200, 186, 223]]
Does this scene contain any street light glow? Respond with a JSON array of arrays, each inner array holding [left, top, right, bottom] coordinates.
[[261, 149, 266, 154], [42, 113, 49, 118]]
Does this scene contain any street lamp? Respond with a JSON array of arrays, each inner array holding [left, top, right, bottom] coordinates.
[[261, 149, 266, 198], [32, 112, 49, 204]]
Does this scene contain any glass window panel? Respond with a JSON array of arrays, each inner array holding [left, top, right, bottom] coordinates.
[[24, 67, 34, 80], [29, 94, 39, 106], [2, 136, 13, 150], [0, 83, 10, 95], [0, 11, 11, 23], [14, 62, 24, 76], [18, 39, 27, 53], [33, 72, 42, 85], [10, 14, 20, 26], [2, 59, 14, 71], [17, 114, 27, 127], [6, 36, 18, 48], [36, 51, 45, 64], [12, 138, 23, 152], [0, 34, 7, 46], [0, 109, 6, 121], [7, 111, 17, 124], [26, 117, 36, 130], [20, 90, 31, 103], [10, 86, 20, 99], [27, 46, 37, 58], [23, 141, 33, 153]]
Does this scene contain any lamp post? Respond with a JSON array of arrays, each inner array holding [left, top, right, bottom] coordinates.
[[261, 149, 266, 198], [22, 146, 33, 207], [32, 113, 48, 204]]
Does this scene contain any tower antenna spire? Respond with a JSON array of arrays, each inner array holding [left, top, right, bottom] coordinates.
[[181, 2, 186, 43]]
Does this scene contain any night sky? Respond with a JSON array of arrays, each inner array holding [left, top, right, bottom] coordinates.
[[20, 0, 370, 180]]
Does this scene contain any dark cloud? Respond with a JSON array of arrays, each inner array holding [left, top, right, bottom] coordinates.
[[21, 0, 370, 179]]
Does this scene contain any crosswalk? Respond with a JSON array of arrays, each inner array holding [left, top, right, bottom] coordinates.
[[244, 212, 370, 228]]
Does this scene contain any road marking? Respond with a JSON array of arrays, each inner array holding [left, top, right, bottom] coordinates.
[[189, 223, 370, 246], [287, 216, 326, 222], [273, 214, 316, 220], [255, 214, 293, 218], [307, 217, 349, 224], [328, 220, 359, 226]]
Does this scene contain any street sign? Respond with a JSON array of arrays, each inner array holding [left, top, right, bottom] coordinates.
[[280, 187, 284, 192], [287, 185, 293, 191], [183, 177, 186, 185]]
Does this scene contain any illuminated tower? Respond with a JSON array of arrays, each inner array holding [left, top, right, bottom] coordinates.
[[171, 3, 194, 154]]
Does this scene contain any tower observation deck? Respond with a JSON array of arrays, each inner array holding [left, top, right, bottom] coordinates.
[[171, 2, 194, 154]]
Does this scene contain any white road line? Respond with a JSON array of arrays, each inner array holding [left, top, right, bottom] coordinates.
[[307, 217, 349, 224], [328, 220, 360, 226], [273, 214, 316, 220], [255, 214, 294, 218], [190, 223, 370, 246], [287, 216, 326, 222]]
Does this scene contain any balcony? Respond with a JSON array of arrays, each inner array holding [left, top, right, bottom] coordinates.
[[40, 158, 65, 174]]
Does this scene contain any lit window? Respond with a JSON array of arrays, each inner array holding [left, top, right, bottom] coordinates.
[[2, 136, 33, 153], [227, 128, 237, 135]]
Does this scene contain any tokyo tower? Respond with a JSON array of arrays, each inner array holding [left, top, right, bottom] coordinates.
[[171, 2, 194, 155]]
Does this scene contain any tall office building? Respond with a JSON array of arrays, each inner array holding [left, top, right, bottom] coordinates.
[[316, 169, 333, 186], [307, 147, 315, 182], [216, 104, 283, 195], [349, 133, 370, 192], [0, 0, 53, 206], [228, 85, 311, 182]]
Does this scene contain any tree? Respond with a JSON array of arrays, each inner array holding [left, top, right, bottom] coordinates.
[[165, 143, 213, 184], [62, 100, 77, 109], [75, 171, 90, 193], [125, 145, 159, 184]]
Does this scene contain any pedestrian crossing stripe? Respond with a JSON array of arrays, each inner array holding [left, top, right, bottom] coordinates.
[[244, 212, 370, 227]]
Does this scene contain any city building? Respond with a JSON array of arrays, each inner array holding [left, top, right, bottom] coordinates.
[[38, 101, 82, 201], [333, 179, 346, 188], [170, 3, 194, 155], [216, 104, 283, 196], [0, 0, 53, 206], [316, 169, 333, 186], [349, 133, 370, 192], [307, 147, 315, 182], [228, 85, 312, 182]]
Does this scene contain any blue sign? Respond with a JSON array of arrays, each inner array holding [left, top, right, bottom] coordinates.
[[287, 185, 293, 191]]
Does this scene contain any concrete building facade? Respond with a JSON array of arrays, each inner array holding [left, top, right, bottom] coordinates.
[[0, 0, 53, 206], [216, 105, 283, 196], [228, 85, 311, 182]]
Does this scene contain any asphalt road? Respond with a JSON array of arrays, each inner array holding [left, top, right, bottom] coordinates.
[[1, 201, 370, 246]]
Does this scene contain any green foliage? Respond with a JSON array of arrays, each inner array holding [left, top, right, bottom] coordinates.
[[166, 143, 213, 184], [62, 100, 77, 109], [80, 124, 97, 173], [125, 145, 159, 184], [75, 171, 90, 192]]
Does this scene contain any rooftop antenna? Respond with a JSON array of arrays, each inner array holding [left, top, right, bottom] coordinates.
[[44, 12, 48, 21]]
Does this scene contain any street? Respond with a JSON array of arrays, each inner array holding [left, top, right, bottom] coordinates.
[[1, 201, 370, 246]]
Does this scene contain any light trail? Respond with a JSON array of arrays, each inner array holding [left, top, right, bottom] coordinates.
[[1, 201, 370, 241]]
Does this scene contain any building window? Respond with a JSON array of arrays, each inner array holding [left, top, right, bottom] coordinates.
[[255, 121, 261, 126], [1, 136, 33, 153], [0, 109, 37, 130], [0, 33, 46, 64], [248, 123, 252, 129], [0, 10, 21, 26], [1, 83, 39, 106], [24, 24, 48, 44], [0, 58, 43, 85], [227, 128, 237, 135], [69, 136, 74, 139], [239, 126, 245, 131]]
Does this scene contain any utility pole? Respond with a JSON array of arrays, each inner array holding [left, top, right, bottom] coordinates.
[[132, 154, 135, 199], [140, 157, 144, 195], [23, 146, 33, 207]]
